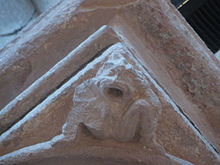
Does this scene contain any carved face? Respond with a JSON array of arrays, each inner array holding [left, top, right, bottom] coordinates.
[[72, 53, 161, 142]]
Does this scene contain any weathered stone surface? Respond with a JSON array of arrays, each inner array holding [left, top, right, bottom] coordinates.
[[0, 25, 118, 134], [0, 0, 121, 109], [111, 0, 220, 151], [0, 57, 32, 110], [0, 43, 219, 164], [0, 0, 220, 164]]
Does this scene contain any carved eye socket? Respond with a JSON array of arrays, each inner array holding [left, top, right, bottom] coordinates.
[[105, 87, 124, 98]]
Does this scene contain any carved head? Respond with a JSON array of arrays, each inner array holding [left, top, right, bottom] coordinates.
[[71, 46, 162, 142]]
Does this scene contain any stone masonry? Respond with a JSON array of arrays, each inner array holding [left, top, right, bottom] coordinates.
[[0, 0, 219, 164]]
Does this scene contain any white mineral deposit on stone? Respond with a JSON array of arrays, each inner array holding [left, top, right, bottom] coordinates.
[[0, 25, 111, 135], [0, 40, 115, 142]]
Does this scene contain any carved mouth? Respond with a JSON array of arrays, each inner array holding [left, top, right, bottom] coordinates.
[[105, 87, 124, 98], [97, 78, 131, 102]]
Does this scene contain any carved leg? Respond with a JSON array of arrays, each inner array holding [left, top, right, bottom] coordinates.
[[138, 98, 164, 153], [114, 99, 144, 142]]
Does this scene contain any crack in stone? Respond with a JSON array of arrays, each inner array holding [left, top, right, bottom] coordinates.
[[175, 104, 219, 154], [130, 53, 220, 160]]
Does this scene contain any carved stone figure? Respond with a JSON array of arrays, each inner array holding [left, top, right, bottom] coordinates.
[[64, 52, 162, 146], [0, 43, 196, 165], [1, 0, 220, 164]]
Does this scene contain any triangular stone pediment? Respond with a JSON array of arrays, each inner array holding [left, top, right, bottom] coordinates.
[[0, 39, 219, 164], [0, 0, 220, 164]]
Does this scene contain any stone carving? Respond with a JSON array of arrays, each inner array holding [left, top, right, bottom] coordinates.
[[63, 52, 162, 145], [0, 43, 195, 165]]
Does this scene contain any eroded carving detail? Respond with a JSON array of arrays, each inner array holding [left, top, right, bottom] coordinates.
[[63, 46, 162, 146], [0, 43, 191, 165]]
